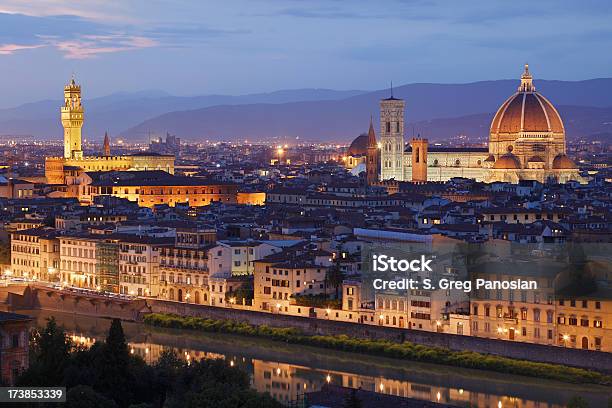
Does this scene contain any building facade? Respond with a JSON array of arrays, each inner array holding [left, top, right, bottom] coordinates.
[[0, 312, 31, 386], [370, 65, 586, 184], [45, 78, 175, 185], [10, 228, 60, 282]]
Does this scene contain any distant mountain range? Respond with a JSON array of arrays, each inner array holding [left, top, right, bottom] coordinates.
[[1, 79, 612, 143]]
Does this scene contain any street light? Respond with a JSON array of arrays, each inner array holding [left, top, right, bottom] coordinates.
[[276, 148, 283, 164]]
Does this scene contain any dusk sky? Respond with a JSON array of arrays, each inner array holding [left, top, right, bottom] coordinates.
[[1, 0, 612, 107]]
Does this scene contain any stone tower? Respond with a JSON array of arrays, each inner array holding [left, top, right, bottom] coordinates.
[[61, 77, 84, 159], [380, 87, 405, 181], [103, 131, 111, 156], [366, 117, 379, 185], [410, 137, 428, 182]]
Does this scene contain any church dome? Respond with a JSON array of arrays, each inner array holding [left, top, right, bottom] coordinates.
[[552, 154, 577, 169], [490, 65, 564, 135], [493, 147, 521, 169], [347, 134, 368, 156]]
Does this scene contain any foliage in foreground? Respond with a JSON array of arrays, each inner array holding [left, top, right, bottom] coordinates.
[[144, 313, 611, 386], [18, 317, 282, 408]]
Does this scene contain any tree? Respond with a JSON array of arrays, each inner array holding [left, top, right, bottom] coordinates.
[[326, 251, 345, 299], [106, 318, 129, 367], [18, 317, 72, 386], [66, 385, 118, 408], [343, 388, 362, 408], [94, 319, 136, 406], [154, 349, 184, 406], [566, 396, 589, 408]]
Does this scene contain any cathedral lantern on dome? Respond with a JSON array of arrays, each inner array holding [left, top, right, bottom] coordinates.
[[486, 64, 585, 184]]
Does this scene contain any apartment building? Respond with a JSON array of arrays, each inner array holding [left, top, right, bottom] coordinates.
[[470, 259, 559, 346], [158, 244, 211, 304], [253, 252, 329, 314], [59, 235, 103, 288], [374, 286, 468, 333], [209, 240, 299, 276], [556, 297, 610, 351], [10, 228, 60, 281], [118, 236, 172, 297]]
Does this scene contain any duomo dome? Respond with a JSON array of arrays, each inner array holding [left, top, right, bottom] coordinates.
[[485, 65, 583, 183], [489, 64, 566, 162]]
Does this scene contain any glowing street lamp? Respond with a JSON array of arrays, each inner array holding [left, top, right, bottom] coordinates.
[[276, 148, 284, 164]]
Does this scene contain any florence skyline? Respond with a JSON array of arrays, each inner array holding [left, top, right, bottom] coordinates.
[[1, 1, 612, 107]]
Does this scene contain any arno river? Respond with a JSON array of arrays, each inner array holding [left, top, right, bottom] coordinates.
[[24, 310, 610, 407]]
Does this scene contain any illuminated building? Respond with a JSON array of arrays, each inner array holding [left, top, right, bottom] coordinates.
[[485, 64, 585, 183], [10, 228, 60, 281], [86, 170, 238, 207], [45, 77, 175, 185], [372, 65, 586, 184]]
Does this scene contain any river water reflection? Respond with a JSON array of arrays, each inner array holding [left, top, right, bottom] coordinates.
[[26, 310, 609, 407]]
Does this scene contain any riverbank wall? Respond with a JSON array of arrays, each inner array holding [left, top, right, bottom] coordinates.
[[147, 299, 612, 373], [3, 284, 610, 372]]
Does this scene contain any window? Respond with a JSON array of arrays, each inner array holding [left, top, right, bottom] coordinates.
[[594, 337, 602, 351], [593, 320, 603, 328], [533, 309, 540, 322]]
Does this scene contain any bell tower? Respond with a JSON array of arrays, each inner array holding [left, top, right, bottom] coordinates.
[[380, 84, 405, 181], [61, 76, 84, 159]]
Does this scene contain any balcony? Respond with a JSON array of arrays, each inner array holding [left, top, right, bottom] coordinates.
[[503, 313, 518, 324]]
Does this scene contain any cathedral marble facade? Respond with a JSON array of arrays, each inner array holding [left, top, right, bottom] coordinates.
[[347, 65, 586, 185]]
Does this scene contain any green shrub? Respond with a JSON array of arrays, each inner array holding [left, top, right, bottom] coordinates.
[[143, 313, 610, 385]]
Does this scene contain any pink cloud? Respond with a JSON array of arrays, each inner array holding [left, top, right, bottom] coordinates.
[[0, 34, 157, 59], [0, 43, 44, 54], [52, 35, 157, 59]]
